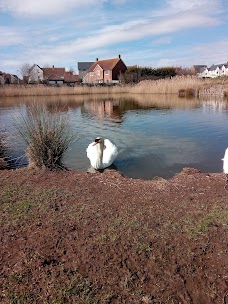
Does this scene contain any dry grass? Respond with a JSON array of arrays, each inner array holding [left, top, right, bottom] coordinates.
[[0, 84, 130, 97], [133, 76, 228, 97], [131, 76, 203, 94], [16, 104, 76, 170], [1, 76, 228, 98]]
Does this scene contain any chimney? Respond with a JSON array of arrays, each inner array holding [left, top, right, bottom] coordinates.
[[118, 54, 121, 59], [96, 58, 99, 61]]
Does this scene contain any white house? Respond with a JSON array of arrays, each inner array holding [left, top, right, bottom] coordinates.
[[198, 62, 228, 78], [29, 64, 43, 83], [221, 63, 228, 76]]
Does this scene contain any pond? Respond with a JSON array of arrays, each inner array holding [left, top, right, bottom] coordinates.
[[1, 94, 228, 179]]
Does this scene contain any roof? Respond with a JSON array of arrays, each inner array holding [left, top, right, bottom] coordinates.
[[208, 62, 228, 71], [64, 72, 79, 82], [193, 65, 207, 73], [88, 57, 124, 73], [78, 62, 94, 70], [208, 64, 218, 71], [47, 74, 64, 81], [30, 64, 42, 70], [42, 67, 65, 78]]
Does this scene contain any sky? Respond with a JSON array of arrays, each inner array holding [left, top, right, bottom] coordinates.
[[0, 0, 228, 75]]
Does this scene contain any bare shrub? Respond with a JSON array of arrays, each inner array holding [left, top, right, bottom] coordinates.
[[18, 104, 75, 170], [0, 133, 9, 169]]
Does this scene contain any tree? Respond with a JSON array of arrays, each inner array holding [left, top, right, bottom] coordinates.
[[20, 63, 32, 84], [68, 67, 75, 74]]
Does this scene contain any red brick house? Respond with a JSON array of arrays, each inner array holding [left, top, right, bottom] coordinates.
[[83, 55, 127, 84]]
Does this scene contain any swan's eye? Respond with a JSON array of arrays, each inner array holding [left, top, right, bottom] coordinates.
[[95, 138, 100, 143]]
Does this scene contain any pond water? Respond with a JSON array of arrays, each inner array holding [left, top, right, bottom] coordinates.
[[1, 94, 228, 179]]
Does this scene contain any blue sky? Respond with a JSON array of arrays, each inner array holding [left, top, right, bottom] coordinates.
[[0, 0, 228, 75]]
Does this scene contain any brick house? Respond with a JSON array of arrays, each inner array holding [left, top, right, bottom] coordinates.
[[83, 55, 127, 84]]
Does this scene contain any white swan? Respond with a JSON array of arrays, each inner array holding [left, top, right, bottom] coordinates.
[[222, 148, 228, 174], [86, 137, 118, 169]]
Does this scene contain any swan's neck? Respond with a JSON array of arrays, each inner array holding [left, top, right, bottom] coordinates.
[[95, 142, 104, 168]]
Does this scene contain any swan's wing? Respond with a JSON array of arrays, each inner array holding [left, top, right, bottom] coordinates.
[[86, 143, 97, 162], [102, 139, 118, 166], [223, 148, 228, 173]]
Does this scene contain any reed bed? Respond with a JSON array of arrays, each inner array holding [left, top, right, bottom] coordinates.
[[0, 84, 130, 97], [0, 76, 228, 98], [131, 76, 207, 95]]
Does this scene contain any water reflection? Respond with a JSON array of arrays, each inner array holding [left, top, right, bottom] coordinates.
[[1, 94, 228, 179]]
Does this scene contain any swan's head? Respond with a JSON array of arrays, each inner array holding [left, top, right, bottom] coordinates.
[[92, 137, 104, 146]]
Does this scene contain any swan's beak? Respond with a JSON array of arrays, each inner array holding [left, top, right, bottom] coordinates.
[[92, 142, 98, 146]]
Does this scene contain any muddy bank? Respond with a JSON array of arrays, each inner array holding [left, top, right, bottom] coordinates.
[[0, 168, 228, 303]]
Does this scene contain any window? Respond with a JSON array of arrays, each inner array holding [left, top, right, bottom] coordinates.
[[96, 70, 100, 76], [90, 72, 94, 76], [105, 70, 109, 75]]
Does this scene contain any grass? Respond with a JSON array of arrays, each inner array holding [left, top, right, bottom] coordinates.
[[16, 104, 76, 170], [1, 76, 228, 97], [183, 208, 228, 239]]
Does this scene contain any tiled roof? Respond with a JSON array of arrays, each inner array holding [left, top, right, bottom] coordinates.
[[42, 67, 65, 78], [47, 74, 64, 81], [64, 72, 79, 82], [88, 57, 122, 73]]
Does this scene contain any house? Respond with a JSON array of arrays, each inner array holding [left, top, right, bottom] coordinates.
[[192, 65, 207, 75], [221, 63, 228, 76], [83, 55, 127, 84], [0, 71, 19, 84], [197, 62, 228, 78], [42, 66, 79, 85], [78, 62, 93, 81], [42, 66, 65, 85], [29, 64, 43, 83], [207, 64, 221, 78]]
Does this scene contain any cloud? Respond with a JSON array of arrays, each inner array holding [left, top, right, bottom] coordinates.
[[0, 0, 226, 73], [0, 8, 220, 71], [0, 0, 104, 17], [0, 26, 26, 46], [152, 37, 172, 45], [154, 0, 221, 16]]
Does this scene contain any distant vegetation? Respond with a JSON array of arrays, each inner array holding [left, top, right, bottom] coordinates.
[[119, 66, 176, 83]]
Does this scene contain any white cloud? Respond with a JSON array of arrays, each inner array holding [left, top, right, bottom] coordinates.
[[0, 26, 26, 46], [152, 36, 172, 45], [0, 0, 103, 17], [153, 0, 221, 16]]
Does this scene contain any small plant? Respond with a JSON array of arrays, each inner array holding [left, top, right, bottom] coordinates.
[[17, 103, 75, 170]]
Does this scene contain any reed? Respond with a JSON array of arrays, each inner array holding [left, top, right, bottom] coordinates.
[[131, 76, 204, 94], [0, 76, 227, 97], [0, 84, 130, 97], [17, 104, 75, 170], [0, 133, 9, 169]]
